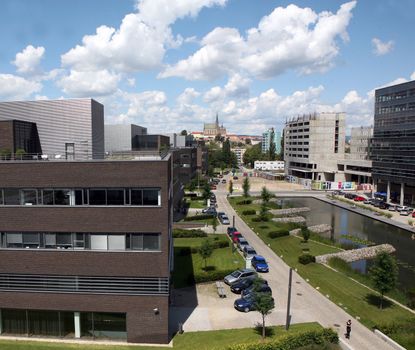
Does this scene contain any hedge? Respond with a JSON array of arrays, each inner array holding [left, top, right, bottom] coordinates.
[[184, 214, 215, 221], [227, 328, 338, 350], [173, 229, 207, 238], [268, 230, 289, 239], [237, 199, 252, 205], [252, 216, 269, 222], [242, 209, 256, 215], [193, 268, 236, 284], [298, 254, 316, 265]]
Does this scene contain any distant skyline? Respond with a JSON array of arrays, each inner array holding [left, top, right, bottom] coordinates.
[[0, 0, 414, 135]]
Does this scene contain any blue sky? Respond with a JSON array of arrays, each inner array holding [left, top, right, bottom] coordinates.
[[0, 0, 414, 135]]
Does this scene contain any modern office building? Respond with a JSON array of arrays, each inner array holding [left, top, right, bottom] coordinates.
[[0, 156, 173, 343], [172, 147, 197, 185], [284, 113, 346, 181], [0, 120, 42, 157], [371, 80, 415, 205], [261, 128, 281, 155], [0, 99, 104, 159], [105, 124, 147, 153], [338, 126, 373, 184]]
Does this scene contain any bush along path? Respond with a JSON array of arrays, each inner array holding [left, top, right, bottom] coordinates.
[[220, 194, 413, 350]]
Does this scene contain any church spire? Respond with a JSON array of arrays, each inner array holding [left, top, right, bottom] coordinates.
[[215, 112, 219, 126]]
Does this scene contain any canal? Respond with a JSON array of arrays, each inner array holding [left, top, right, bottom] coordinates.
[[280, 197, 415, 292]]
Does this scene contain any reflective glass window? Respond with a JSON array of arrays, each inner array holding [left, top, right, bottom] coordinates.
[[3, 189, 20, 205], [107, 190, 124, 205], [89, 190, 106, 205]]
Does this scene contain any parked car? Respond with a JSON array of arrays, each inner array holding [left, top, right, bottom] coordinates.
[[354, 196, 366, 202], [202, 207, 217, 216], [230, 276, 258, 294], [400, 209, 411, 216], [233, 176, 239, 180], [412, 211, 415, 218], [227, 226, 237, 236], [237, 237, 249, 251], [234, 293, 274, 313], [217, 212, 225, 218], [224, 268, 257, 285], [241, 281, 272, 298], [222, 179, 226, 184], [219, 215, 230, 225], [388, 204, 398, 211], [210, 185, 217, 190], [243, 245, 257, 258], [378, 202, 388, 209], [251, 255, 269, 272], [232, 231, 242, 243]]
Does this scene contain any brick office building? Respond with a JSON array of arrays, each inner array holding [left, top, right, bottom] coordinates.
[[0, 158, 173, 343]]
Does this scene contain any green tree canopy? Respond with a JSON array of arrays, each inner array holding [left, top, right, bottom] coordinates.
[[369, 252, 398, 309], [260, 186, 272, 205], [268, 129, 276, 161], [180, 129, 188, 136], [202, 183, 212, 204], [228, 180, 234, 195], [254, 292, 275, 340]]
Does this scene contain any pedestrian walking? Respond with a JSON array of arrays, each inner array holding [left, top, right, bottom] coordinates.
[[345, 319, 352, 339]]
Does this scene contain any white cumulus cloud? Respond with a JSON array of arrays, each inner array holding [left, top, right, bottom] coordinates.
[[12, 45, 45, 75], [0, 74, 42, 100], [57, 70, 121, 97], [372, 38, 394, 56], [160, 1, 357, 80]]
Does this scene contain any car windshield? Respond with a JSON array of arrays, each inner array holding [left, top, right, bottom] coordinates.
[[231, 271, 241, 278], [256, 257, 266, 263], [248, 249, 256, 254]]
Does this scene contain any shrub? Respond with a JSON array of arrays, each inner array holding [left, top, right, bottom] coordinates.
[[268, 230, 289, 239], [242, 209, 256, 215], [227, 328, 338, 350], [251, 216, 269, 222], [298, 254, 316, 265], [194, 268, 236, 284], [173, 229, 207, 238], [237, 199, 252, 205], [183, 214, 215, 221], [184, 193, 198, 198]]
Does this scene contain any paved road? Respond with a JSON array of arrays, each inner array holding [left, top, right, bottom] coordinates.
[[216, 186, 395, 350]]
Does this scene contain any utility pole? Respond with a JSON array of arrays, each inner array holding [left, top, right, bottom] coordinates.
[[285, 267, 293, 330]]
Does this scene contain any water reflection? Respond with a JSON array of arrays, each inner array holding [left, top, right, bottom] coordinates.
[[280, 197, 415, 291]]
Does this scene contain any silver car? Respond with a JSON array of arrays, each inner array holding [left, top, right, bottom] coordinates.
[[223, 269, 257, 285], [243, 245, 257, 258], [219, 215, 230, 225]]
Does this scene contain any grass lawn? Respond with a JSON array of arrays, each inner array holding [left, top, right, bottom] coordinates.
[[173, 235, 244, 288], [229, 196, 415, 350], [188, 200, 206, 209], [0, 323, 337, 350]]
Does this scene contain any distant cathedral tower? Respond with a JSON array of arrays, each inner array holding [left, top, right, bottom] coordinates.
[[203, 113, 227, 137]]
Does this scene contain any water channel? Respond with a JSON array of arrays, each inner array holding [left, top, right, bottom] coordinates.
[[280, 197, 415, 292]]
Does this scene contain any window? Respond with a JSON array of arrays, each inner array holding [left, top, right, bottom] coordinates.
[[73, 233, 85, 249], [130, 233, 160, 251], [130, 189, 142, 205], [6, 233, 23, 248], [45, 233, 56, 248], [107, 189, 124, 205], [54, 190, 70, 205], [3, 189, 20, 205], [42, 190, 54, 205], [143, 189, 159, 205], [108, 235, 125, 250], [75, 190, 83, 205], [56, 233, 72, 249], [90, 234, 108, 250], [23, 233, 40, 248], [89, 189, 106, 205], [21, 189, 37, 205]]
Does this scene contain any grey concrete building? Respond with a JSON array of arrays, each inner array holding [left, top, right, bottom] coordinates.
[[284, 112, 346, 181], [338, 126, 373, 184], [105, 124, 147, 153], [0, 99, 104, 159], [371, 80, 415, 205]]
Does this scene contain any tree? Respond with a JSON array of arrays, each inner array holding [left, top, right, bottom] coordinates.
[[369, 252, 398, 309], [180, 129, 188, 136], [254, 292, 275, 340], [202, 183, 212, 204], [15, 148, 26, 160], [280, 129, 285, 161], [268, 129, 276, 161], [243, 143, 264, 168], [259, 202, 268, 221], [260, 186, 272, 206], [228, 180, 234, 195], [245, 138, 251, 145], [199, 239, 213, 269], [211, 216, 218, 234], [301, 227, 310, 243], [242, 176, 250, 198]]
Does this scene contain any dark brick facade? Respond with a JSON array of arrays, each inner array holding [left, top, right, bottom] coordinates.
[[0, 158, 172, 343]]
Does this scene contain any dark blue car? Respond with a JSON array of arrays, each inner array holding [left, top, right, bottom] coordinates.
[[251, 255, 269, 272], [234, 293, 274, 313]]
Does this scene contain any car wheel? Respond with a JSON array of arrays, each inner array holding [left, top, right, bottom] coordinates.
[[244, 307, 249, 313]]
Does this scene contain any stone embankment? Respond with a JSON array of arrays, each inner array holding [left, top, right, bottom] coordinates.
[[316, 244, 396, 264], [269, 207, 310, 216], [290, 224, 332, 236], [252, 198, 279, 204], [272, 216, 306, 224]]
